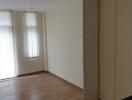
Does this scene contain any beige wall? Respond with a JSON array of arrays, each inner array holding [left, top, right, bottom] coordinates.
[[116, 0, 132, 99], [100, 0, 132, 100], [100, 0, 116, 100], [83, 0, 99, 99], [46, 0, 83, 88]]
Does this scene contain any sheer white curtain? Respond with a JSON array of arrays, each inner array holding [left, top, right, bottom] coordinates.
[[25, 13, 39, 58], [0, 12, 16, 79]]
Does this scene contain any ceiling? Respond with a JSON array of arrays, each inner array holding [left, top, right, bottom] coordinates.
[[0, 0, 70, 12]]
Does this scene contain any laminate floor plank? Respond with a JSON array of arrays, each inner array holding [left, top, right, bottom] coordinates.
[[0, 73, 83, 100]]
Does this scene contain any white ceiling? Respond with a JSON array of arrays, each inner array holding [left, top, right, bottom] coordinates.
[[0, 0, 70, 12]]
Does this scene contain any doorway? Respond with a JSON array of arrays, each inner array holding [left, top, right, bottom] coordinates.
[[0, 12, 45, 79], [13, 12, 44, 75], [0, 12, 16, 79]]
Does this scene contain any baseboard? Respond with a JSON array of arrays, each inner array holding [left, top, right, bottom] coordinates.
[[0, 70, 48, 82], [17, 70, 47, 77], [48, 71, 83, 92]]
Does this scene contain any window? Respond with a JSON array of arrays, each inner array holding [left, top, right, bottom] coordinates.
[[25, 13, 39, 58], [0, 12, 16, 79]]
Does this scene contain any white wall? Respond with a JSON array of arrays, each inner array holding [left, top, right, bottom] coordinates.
[[46, 0, 83, 88]]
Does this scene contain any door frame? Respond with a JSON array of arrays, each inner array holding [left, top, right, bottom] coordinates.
[[83, 0, 100, 99]]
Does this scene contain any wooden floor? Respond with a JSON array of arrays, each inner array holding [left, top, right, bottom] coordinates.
[[0, 73, 83, 100]]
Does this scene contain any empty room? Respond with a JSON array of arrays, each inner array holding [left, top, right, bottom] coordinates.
[[1, 0, 132, 100], [0, 0, 84, 100]]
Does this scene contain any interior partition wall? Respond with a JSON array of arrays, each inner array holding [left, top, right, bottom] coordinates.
[[83, 0, 100, 100]]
